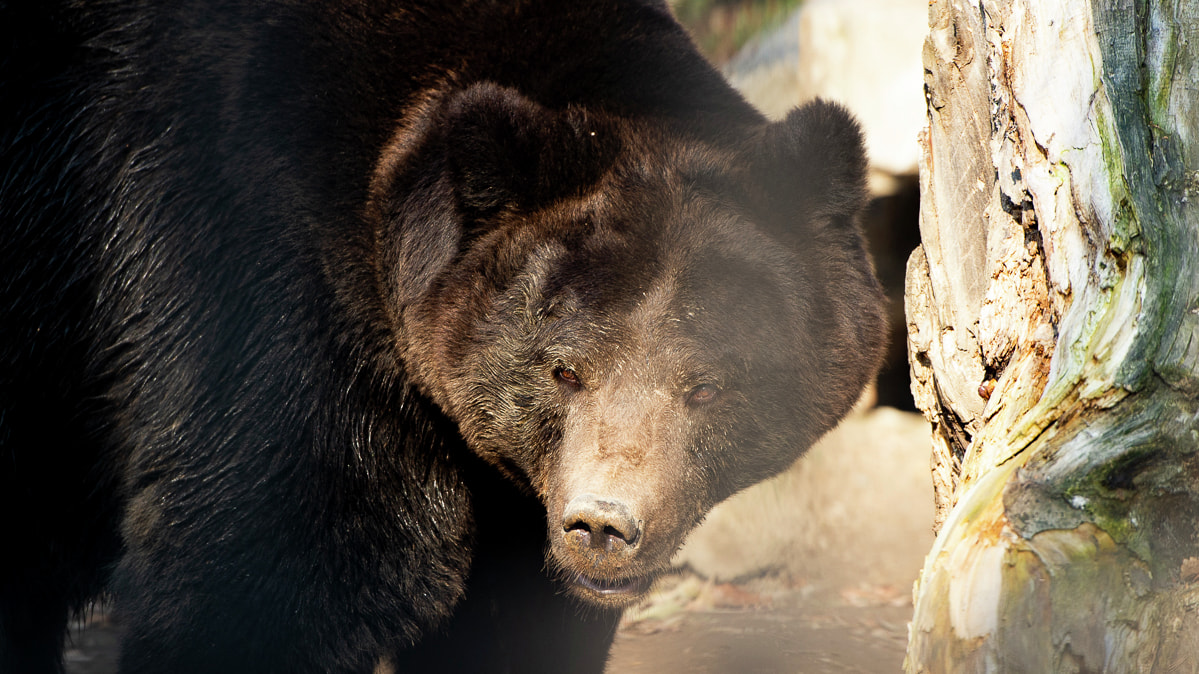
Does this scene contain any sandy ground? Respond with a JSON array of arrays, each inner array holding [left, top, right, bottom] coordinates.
[[608, 579, 912, 673], [62, 406, 933, 673]]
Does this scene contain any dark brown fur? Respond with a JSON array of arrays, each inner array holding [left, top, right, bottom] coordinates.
[[1, 2, 885, 672]]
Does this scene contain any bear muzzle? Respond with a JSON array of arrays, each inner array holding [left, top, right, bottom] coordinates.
[[562, 493, 641, 554], [557, 493, 657, 604]]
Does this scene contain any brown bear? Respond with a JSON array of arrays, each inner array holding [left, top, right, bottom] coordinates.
[[0, 1, 886, 673]]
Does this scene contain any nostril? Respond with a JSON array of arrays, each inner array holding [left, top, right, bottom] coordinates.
[[602, 523, 635, 546], [601, 524, 638, 552], [564, 517, 592, 535], [564, 516, 593, 546]]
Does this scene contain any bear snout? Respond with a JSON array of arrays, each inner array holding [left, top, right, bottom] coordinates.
[[562, 493, 641, 556], [556, 493, 657, 605]]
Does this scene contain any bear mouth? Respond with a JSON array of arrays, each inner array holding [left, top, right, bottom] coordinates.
[[572, 572, 654, 603]]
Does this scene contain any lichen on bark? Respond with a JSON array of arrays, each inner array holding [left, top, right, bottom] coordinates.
[[905, 0, 1199, 669]]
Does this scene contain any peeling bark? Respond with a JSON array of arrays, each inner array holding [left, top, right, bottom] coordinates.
[[906, 0, 1199, 669]]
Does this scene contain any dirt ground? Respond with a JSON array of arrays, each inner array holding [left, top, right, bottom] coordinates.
[[63, 584, 912, 674], [62, 406, 933, 673], [607, 573, 913, 673], [64, 583, 912, 674]]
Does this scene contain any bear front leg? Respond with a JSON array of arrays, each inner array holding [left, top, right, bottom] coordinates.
[[110, 451, 474, 674]]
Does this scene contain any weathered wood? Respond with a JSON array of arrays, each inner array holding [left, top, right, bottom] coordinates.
[[906, 0, 1199, 669]]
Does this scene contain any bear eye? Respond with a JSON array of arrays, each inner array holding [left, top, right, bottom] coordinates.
[[686, 384, 721, 406], [554, 367, 583, 390]]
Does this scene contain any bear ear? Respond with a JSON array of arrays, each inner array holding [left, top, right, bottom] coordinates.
[[442, 83, 617, 217], [756, 100, 869, 239]]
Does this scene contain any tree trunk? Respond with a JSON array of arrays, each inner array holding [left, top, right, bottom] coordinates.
[[905, 0, 1199, 670]]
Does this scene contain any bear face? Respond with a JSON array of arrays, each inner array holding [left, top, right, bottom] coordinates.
[[370, 83, 886, 608]]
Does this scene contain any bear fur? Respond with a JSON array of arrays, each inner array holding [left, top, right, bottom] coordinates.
[[0, 1, 886, 672]]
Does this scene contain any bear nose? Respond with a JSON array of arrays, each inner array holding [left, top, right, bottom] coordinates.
[[562, 494, 641, 555]]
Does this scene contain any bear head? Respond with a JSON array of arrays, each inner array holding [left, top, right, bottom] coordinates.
[[367, 82, 886, 608]]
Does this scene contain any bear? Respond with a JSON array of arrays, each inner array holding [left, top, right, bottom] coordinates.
[[0, 1, 886, 673]]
